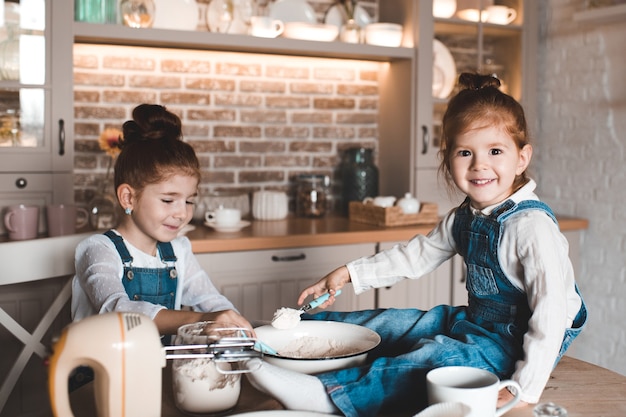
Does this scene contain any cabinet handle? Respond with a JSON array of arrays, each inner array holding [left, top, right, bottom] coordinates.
[[271, 253, 306, 262], [421, 125, 429, 155], [58, 119, 65, 156]]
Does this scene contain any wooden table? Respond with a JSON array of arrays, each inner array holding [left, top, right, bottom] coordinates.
[[69, 356, 625, 416]]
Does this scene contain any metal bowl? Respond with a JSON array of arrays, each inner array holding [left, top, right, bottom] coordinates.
[[254, 321, 380, 374]]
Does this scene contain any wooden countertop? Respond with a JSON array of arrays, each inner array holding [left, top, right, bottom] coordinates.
[[69, 356, 626, 417], [0, 215, 587, 287], [186, 215, 589, 254]]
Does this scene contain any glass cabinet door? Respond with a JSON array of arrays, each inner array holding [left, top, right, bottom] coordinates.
[[0, 0, 46, 144], [0, 0, 59, 171]]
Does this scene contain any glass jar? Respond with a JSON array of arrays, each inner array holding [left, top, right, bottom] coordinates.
[[0, 24, 20, 81], [120, 0, 156, 28], [75, 0, 118, 23], [340, 147, 379, 214], [296, 174, 330, 218], [172, 322, 243, 414]]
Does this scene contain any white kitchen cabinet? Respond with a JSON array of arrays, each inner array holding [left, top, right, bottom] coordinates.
[[375, 241, 452, 310], [196, 243, 376, 322], [0, 1, 75, 235]]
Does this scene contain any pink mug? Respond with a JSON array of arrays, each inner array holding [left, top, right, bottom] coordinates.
[[46, 204, 89, 237], [4, 204, 40, 240]]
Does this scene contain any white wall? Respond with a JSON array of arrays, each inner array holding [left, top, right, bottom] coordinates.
[[536, 1, 626, 375]]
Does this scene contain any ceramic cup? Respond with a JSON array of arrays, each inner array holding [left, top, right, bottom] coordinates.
[[363, 196, 397, 208], [427, 366, 521, 417], [205, 207, 241, 227], [250, 16, 284, 38], [486, 5, 517, 25], [4, 204, 39, 240], [46, 204, 89, 237]]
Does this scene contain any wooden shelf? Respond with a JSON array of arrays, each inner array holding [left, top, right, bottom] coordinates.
[[73, 22, 415, 62], [573, 3, 626, 23]]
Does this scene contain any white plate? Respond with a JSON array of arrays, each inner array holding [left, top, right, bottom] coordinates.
[[414, 402, 470, 417], [324, 4, 371, 29], [283, 22, 339, 42], [204, 220, 251, 233], [433, 39, 457, 99], [153, 0, 199, 30], [269, 0, 316, 24]]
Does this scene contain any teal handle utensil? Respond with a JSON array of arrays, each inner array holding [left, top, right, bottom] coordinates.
[[301, 289, 342, 312], [254, 340, 280, 356]]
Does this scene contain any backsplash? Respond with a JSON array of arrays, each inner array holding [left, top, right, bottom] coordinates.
[[73, 0, 382, 211]]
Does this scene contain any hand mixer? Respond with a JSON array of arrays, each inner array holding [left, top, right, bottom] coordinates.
[[48, 312, 262, 417]]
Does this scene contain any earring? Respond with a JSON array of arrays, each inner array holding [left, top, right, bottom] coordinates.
[[125, 207, 132, 215]]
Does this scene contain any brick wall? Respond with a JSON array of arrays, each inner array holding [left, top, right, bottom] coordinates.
[[537, 1, 626, 375], [73, 0, 380, 209], [73, 47, 382, 209]]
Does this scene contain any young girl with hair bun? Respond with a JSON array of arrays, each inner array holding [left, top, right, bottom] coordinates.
[[72, 104, 251, 334], [245, 74, 587, 417]]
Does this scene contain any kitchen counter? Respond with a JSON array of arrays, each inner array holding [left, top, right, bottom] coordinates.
[[185, 214, 589, 253], [0, 215, 589, 285]]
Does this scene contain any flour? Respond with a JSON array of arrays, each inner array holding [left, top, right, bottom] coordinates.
[[278, 336, 362, 358], [172, 358, 240, 414], [172, 321, 243, 414], [271, 307, 302, 329]]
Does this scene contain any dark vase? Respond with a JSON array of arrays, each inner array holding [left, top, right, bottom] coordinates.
[[340, 147, 379, 215]]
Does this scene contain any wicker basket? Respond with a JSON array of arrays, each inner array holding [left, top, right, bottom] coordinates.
[[349, 201, 439, 227]]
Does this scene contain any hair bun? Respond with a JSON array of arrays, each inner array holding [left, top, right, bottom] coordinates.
[[458, 72, 501, 91], [121, 104, 183, 146]]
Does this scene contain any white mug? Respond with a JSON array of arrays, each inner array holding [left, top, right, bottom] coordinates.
[[363, 196, 396, 208], [205, 207, 241, 227], [427, 366, 521, 417], [250, 16, 284, 38], [486, 5, 517, 25]]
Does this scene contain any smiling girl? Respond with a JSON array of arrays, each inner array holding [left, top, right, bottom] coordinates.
[[71, 104, 251, 335], [245, 74, 587, 417]]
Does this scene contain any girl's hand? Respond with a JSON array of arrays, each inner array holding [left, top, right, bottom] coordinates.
[[297, 266, 351, 308], [200, 310, 253, 333], [497, 387, 527, 409]]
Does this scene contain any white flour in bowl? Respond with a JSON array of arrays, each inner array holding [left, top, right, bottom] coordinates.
[[172, 358, 240, 414], [278, 336, 363, 358]]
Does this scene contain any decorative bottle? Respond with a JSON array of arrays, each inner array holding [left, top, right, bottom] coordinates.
[[340, 147, 379, 215]]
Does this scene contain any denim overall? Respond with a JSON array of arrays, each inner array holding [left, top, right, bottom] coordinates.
[[306, 199, 587, 417], [69, 231, 179, 391], [103, 230, 179, 309]]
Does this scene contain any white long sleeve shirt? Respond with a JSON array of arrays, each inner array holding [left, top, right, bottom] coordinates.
[[72, 232, 235, 322], [347, 180, 582, 403]]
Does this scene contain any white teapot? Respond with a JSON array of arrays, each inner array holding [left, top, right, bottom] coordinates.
[[397, 193, 420, 214]]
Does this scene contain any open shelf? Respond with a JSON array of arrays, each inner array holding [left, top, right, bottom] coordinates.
[[73, 22, 415, 62]]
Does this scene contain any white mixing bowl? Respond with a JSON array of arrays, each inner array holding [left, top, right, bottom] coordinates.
[[254, 321, 380, 374]]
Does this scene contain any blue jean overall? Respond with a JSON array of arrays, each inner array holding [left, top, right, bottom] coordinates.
[[69, 231, 179, 391], [103, 230, 179, 310], [306, 199, 587, 417]]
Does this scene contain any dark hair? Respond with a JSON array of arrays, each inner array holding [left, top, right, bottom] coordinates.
[[438, 73, 530, 192], [114, 104, 201, 194]]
